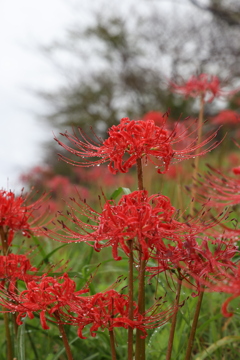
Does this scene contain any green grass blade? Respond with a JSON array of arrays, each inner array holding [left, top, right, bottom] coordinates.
[[17, 321, 26, 360], [36, 244, 69, 268], [32, 235, 48, 263], [51, 336, 79, 360], [84, 353, 100, 360], [194, 336, 240, 360]]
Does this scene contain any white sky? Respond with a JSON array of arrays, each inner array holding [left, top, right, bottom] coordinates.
[[0, 0, 78, 191], [0, 0, 196, 192]]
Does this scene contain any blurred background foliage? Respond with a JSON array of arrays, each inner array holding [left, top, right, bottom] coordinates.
[[23, 0, 240, 188]]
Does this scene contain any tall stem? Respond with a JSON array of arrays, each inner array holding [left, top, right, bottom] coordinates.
[[0, 226, 13, 360], [184, 291, 204, 360], [135, 158, 146, 360], [0, 226, 8, 256], [128, 240, 134, 360], [135, 257, 147, 360], [165, 275, 182, 360], [3, 310, 13, 360], [109, 329, 117, 360], [190, 95, 205, 216], [54, 311, 74, 360]]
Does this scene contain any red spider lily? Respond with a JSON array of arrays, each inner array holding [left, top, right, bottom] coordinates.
[[54, 117, 220, 175], [192, 264, 240, 317], [0, 254, 38, 292], [0, 189, 52, 246], [0, 273, 89, 329], [170, 73, 233, 103], [146, 236, 237, 287], [0, 277, 177, 338], [49, 190, 190, 261], [73, 290, 176, 339], [193, 164, 240, 207], [47, 190, 220, 262], [212, 109, 240, 126]]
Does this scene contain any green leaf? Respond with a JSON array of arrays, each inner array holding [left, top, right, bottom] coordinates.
[[194, 336, 240, 360], [122, 187, 131, 195], [17, 321, 26, 360], [110, 187, 131, 200]]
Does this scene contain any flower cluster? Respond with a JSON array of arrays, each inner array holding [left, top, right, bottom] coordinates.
[[0, 274, 176, 339]]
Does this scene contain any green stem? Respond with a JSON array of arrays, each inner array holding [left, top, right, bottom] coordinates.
[[135, 257, 147, 360], [135, 158, 146, 360], [0, 226, 13, 360], [109, 329, 117, 360], [185, 291, 204, 360], [54, 311, 74, 360], [0, 226, 8, 256], [3, 310, 13, 360], [128, 240, 134, 360], [165, 276, 182, 360], [190, 94, 205, 216]]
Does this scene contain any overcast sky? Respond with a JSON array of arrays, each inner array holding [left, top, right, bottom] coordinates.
[[0, 0, 196, 192]]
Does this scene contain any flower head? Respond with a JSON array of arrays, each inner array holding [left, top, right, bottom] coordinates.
[[55, 117, 219, 175], [74, 289, 176, 339], [0, 189, 51, 246], [212, 110, 240, 126], [0, 273, 89, 329], [0, 253, 38, 292], [147, 235, 237, 288], [195, 264, 240, 317], [193, 164, 240, 207], [171, 74, 232, 103], [49, 190, 216, 262]]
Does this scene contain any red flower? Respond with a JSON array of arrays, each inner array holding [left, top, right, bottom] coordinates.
[[0, 277, 176, 338], [0, 254, 38, 292], [55, 117, 219, 175], [50, 190, 216, 262], [147, 236, 236, 287], [0, 189, 51, 245], [51, 190, 190, 261], [74, 290, 176, 339], [170, 74, 233, 103], [197, 265, 240, 317], [194, 164, 240, 207], [212, 110, 240, 126], [0, 273, 89, 329]]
